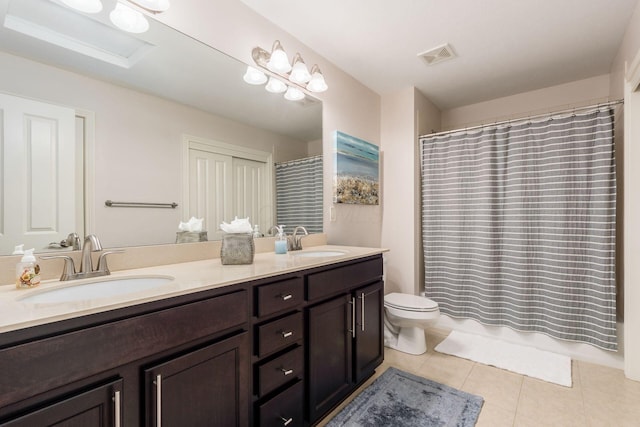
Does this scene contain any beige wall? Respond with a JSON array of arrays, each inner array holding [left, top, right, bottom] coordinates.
[[441, 74, 611, 130], [380, 87, 440, 295], [155, 0, 383, 248], [0, 50, 308, 249]]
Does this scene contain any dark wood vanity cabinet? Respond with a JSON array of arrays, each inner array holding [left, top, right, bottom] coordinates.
[[305, 258, 384, 425], [0, 287, 250, 427], [0, 253, 384, 427]]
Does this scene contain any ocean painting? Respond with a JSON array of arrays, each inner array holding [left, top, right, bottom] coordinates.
[[334, 131, 379, 205]]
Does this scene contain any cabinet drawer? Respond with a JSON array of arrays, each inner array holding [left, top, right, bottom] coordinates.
[[258, 381, 303, 427], [257, 346, 303, 397], [306, 257, 383, 301], [256, 277, 304, 318], [257, 312, 303, 357]]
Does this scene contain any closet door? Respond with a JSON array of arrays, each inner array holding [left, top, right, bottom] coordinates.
[[232, 157, 269, 234], [0, 93, 77, 253], [188, 149, 233, 240]]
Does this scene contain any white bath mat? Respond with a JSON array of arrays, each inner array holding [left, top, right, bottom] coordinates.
[[435, 330, 572, 387]]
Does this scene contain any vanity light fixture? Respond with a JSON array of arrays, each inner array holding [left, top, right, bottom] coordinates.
[[243, 66, 268, 85], [245, 39, 328, 101], [265, 77, 287, 94], [60, 0, 103, 14], [284, 86, 305, 101], [110, 2, 149, 33], [307, 65, 328, 93], [266, 40, 291, 73], [289, 53, 311, 84], [59, 0, 170, 34]]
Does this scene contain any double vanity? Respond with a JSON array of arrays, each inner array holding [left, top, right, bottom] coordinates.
[[0, 242, 386, 426]]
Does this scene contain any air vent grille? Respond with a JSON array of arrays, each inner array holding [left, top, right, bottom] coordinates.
[[418, 43, 456, 66]]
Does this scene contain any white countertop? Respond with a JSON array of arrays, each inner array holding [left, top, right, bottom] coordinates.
[[0, 245, 386, 334]]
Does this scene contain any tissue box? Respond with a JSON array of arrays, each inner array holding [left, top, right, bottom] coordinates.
[[176, 231, 208, 244], [220, 234, 254, 265]]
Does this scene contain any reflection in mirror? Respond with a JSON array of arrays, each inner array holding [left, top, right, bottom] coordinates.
[[0, 0, 322, 255]]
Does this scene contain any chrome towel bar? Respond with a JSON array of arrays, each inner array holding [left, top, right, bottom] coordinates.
[[105, 200, 178, 209]]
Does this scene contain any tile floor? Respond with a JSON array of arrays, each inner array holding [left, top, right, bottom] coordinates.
[[318, 328, 640, 427]]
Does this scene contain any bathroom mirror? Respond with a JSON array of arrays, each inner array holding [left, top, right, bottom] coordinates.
[[0, 0, 323, 254]]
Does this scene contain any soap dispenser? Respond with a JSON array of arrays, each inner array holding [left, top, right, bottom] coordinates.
[[274, 225, 287, 254], [16, 248, 41, 289]]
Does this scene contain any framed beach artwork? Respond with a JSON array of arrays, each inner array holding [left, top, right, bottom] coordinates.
[[333, 131, 380, 205]]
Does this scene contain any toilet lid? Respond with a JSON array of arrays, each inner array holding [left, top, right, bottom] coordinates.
[[384, 293, 439, 312]]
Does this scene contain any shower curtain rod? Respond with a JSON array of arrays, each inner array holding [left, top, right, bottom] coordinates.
[[419, 99, 624, 139]]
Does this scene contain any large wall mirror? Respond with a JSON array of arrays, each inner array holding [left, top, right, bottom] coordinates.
[[0, 0, 323, 254]]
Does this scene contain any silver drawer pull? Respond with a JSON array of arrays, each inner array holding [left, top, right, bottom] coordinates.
[[281, 368, 294, 376], [281, 294, 293, 301], [280, 416, 293, 426], [113, 390, 121, 427], [282, 331, 293, 338], [154, 374, 162, 427]]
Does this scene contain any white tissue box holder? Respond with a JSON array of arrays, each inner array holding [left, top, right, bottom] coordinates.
[[220, 234, 254, 265], [176, 231, 208, 243]]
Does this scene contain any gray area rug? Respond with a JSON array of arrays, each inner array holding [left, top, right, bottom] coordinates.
[[326, 367, 483, 427]]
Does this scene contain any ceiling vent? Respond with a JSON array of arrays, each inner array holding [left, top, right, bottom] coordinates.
[[418, 43, 456, 66]]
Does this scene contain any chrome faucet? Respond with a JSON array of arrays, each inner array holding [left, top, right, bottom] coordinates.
[[288, 226, 309, 251], [41, 234, 124, 281], [80, 234, 102, 273]]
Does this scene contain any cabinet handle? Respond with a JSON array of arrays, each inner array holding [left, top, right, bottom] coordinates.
[[349, 297, 356, 338], [361, 292, 366, 332], [280, 367, 294, 376], [282, 331, 293, 338], [113, 390, 121, 427], [154, 374, 162, 427], [281, 294, 293, 301], [280, 416, 293, 426]]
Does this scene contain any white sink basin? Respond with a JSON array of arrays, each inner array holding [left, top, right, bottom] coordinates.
[[292, 250, 347, 258], [19, 275, 175, 304]]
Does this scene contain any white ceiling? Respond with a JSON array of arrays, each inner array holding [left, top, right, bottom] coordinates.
[[241, 0, 639, 110]]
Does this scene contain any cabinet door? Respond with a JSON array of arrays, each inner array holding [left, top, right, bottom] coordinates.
[[354, 281, 384, 383], [144, 332, 249, 427], [306, 295, 353, 423], [0, 378, 123, 427]]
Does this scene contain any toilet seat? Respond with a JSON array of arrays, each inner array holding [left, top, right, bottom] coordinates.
[[384, 292, 439, 312]]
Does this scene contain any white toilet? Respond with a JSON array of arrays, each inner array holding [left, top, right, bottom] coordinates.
[[383, 292, 440, 355]]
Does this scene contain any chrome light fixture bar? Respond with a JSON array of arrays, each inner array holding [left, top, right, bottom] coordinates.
[[245, 40, 328, 102]]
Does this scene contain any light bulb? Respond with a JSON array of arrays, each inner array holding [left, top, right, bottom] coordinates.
[[266, 41, 291, 74], [243, 66, 268, 85], [289, 54, 311, 84], [284, 86, 305, 101], [110, 2, 149, 33], [60, 0, 103, 13], [265, 77, 287, 94], [307, 66, 328, 93]]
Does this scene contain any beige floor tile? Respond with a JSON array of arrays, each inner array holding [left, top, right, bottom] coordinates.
[[475, 401, 516, 427], [461, 363, 524, 413], [578, 360, 640, 398], [516, 376, 587, 427], [383, 347, 431, 374], [415, 351, 475, 389]]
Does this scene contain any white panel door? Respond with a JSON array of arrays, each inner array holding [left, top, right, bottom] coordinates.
[[0, 93, 76, 253], [232, 157, 269, 234], [188, 149, 233, 240]]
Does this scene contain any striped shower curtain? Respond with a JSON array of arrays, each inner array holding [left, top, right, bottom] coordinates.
[[420, 108, 617, 350], [275, 155, 323, 234]]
